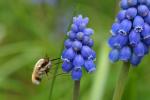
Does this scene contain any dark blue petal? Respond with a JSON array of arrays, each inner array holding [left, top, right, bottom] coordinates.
[[72, 40, 82, 51], [133, 16, 144, 33], [138, 5, 149, 17], [83, 36, 94, 47], [108, 35, 128, 49], [108, 36, 115, 48], [143, 38, 150, 46], [119, 46, 132, 61], [88, 49, 96, 60], [117, 10, 126, 22], [84, 60, 96, 73], [79, 23, 86, 31], [73, 15, 83, 26], [146, 0, 150, 7], [120, 0, 129, 9], [73, 55, 84, 69], [119, 19, 132, 35], [138, 0, 146, 4], [62, 61, 73, 73], [76, 32, 84, 40], [77, 15, 83, 23], [71, 24, 78, 32], [88, 39, 94, 47], [130, 53, 142, 66], [67, 31, 76, 40], [71, 69, 82, 80], [64, 39, 72, 49], [111, 22, 120, 36], [141, 23, 150, 39], [62, 48, 75, 61], [83, 17, 89, 25], [62, 49, 67, 59], [83, 36, 90, 45], [143, 43, 149, 55], [128, 0, 137, 6], [126, 7, 137, 19], [84, 28, 94, 36], [129, 30, 141, 46], [133, 42, 145, 57], [120, 0, 137, 9], [144, 12, 150, 24], [109, 49, 120, 62], [81, 46, 92, 59]]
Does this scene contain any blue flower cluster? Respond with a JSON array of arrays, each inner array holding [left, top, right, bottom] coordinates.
[[61, 15, 96, 80], [108, 0, 150, 66]]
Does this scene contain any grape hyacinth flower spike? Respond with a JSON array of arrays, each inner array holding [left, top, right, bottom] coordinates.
[[61, 15, 96, 80], [109, 0, 150, 66], [109, 0, 150, 100]]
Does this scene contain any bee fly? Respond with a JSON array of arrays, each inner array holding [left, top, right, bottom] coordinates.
[[32, 58, 61, 85]]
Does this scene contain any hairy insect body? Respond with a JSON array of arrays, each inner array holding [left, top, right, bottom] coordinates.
[[32, 58, 51, 85]]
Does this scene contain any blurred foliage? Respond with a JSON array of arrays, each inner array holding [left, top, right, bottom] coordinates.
[[0, 0, 150, 100]]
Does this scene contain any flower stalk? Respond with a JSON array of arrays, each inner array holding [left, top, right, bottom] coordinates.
[[113, 62, 130, 100], [73, 80, 80, 100]]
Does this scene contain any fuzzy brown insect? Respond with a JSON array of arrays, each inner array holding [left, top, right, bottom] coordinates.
[[32, 58, 52, 85]]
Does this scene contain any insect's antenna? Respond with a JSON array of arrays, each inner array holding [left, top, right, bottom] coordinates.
[[45, 73, 69, 79], [53, 61, 63, 65], [49, 61, 63, 71], [50, 58, 61, 61], [55, 73, 69, 77]]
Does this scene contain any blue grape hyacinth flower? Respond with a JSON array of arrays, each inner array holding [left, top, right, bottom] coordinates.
[[62, 15, 96, 80], [109, 0, 150, 66]]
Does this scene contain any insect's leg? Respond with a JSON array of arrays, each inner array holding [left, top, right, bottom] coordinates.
[[45, 71, 50, 80], [50, 58, 61, 61]]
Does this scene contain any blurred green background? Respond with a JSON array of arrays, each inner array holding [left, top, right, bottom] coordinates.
[[0, 0, 150, 100]]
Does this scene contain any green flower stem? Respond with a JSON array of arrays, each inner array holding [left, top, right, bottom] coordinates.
[[73, 80, 80, 100], [48, 62, 60, 100], [90, 44, 110, 100], [113, 62, 130, 100]]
